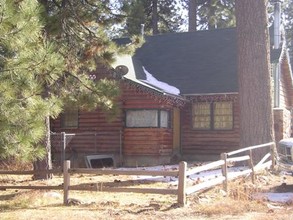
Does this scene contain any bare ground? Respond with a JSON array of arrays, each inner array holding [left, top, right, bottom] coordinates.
[[1, 168, 293, 220]]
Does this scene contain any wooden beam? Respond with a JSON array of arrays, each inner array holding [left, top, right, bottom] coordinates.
[[63, 160, 71, 206], [178, 161, 187, 206], [69, 168, 178, 177]]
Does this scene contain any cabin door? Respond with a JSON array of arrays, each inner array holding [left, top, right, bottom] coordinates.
[[173, 108, 180, 151]]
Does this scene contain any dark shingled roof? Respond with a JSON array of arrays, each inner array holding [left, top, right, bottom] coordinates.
[[133, 28, 237, 95], [115, 27, 283, 95]]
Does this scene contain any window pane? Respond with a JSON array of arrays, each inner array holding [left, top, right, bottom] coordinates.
[[61, 107, 78, 128], [160, 110, 169, 128], [192, 103, 211, 129], [213, 102, 233, 129], [126, 110, 158, 127]]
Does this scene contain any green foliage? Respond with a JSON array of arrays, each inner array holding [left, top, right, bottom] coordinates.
[[0, 0, 133, 163], [180, 0, 235, 31], [122, 0, 185, 36], [0, 0, 64, 161], [121, 0, 145, 35], [197, 0, 235, 30]]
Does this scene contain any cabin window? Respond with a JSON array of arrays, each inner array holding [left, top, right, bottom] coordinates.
[[192, 101, 233, 130], [126, 109, 169, 128], [192, 103, 211, 129], [61, 106, 78, 128]]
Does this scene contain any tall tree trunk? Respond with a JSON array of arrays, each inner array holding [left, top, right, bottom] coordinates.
[[152, 0, 158, 34], [33, 115, 53, 180], [188, 0, 197, 32], [236, 0, 274, 162], [33, 85, 53, 180]]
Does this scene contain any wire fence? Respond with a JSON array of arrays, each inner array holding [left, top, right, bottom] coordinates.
[[50, 131, 122, 167]]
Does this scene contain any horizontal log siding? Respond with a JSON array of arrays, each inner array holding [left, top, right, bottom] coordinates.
[[181, 96, 240, 156], [121, 84, 175, 156], [51, 107, 123, 132], [51, 82, 176, 157], [51, 131, 121, 154], [50, 94, 123, 154], [123, 128, 173, 155], [278, 58, 293, 137], [280, 59, 293, 109], [121, 84, 175, 109]]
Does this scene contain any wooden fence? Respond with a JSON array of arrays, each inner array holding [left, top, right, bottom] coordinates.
[[0, 142, 276, 207]]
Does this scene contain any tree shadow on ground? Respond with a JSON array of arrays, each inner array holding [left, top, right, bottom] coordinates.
[[0, 192, 19, 201], [271, 183, 293, 193], [70, 178, 175, 189]]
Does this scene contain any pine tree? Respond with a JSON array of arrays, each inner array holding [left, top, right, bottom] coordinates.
[[34, 0, 131, 178], [198, 0, 235, 30], [184, 0, 235, 31], [0, 0, 135, 178], [122, 0, 184, 35], [0, 0, 65, 162]]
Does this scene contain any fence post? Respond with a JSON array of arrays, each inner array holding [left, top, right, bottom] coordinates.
[[119, 129, 123, 166], [63, 160, 71, 205], [221, 153, 228, 193], [248, 149, 255, 184], [61, 132, 66, 165], [178, 161, 187, 206]]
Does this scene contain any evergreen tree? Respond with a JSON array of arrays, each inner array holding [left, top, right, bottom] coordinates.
[[0, 0, 136, 178], [0, 0, 65, 162], [35, 0, 132, 178], [122, 0, 184, 35], [123, 0, 146, 35], [199, 0, 235, 29], [184, 0, 235, 31]]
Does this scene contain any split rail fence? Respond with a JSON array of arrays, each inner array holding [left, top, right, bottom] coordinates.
[[0, 142, 276, 206]]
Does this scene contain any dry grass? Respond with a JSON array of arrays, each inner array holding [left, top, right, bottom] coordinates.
[[0, 160, 33, 171], [186, 176, 269, 218], [1, 167, 293, 220]]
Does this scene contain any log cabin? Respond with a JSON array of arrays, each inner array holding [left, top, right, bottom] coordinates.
[[50, 5, 293, 167]]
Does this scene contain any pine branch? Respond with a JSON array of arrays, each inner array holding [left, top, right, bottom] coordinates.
[[64, 70, 97, 93], [67, 2, 95, 37], [52, 0, 62, 8], [1, 52, 48, 73]]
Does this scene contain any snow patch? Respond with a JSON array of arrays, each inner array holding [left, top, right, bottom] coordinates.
[[141, 67, 180, 95], [253, 192, 293, 204], [118, 164, 293, 205]]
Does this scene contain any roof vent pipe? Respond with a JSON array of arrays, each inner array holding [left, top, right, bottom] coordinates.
[[273, 0, 281, 49]]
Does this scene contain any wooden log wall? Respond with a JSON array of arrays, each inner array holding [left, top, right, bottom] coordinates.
[[123, 128, 173, 155], [278, 57, 293, 137], [121, 83, 175, 156], [50, 81, 178, 159], [280, 57, 293, 109], [50, 131, 121, 154], [181, 95, 240, 156]]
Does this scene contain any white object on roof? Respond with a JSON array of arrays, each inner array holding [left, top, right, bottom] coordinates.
[[142, 67, 180, 95], [112, 55, 181, 96]]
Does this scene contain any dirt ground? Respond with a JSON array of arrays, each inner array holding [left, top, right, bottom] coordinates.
[[1, 168, 293, 220]]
